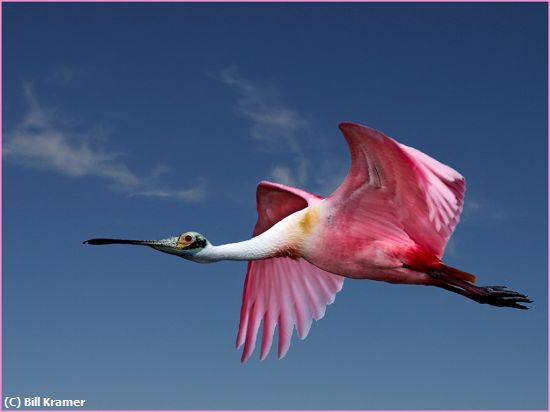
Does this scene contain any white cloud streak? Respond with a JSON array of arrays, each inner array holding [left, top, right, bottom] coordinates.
[[462, 198, 508, 223], [45, 65, 77, 85], [21, 83, 49, 129], [268, 157, 309, 188], [5, 130, 139, 187], [131, 187, 205, 201], [269, 166, 297, 187], [4, 85, 205, 202], [221, 67, 316, 190], [220, 66, 307, 154]]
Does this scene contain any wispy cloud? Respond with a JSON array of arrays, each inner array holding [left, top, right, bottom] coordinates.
[[444, 237, 458, 258], [21, 83, 50, 129], [131, 188, 205, 201], [462, 199, 508, 222], [268, 157, 309, 188], [462, 199, 482, 220], [5, 129, 139, 187], [220, 66, 307, 154], [269, 166, 296, 187], [45, 65, 79, 85], [443, 198, 509, 258], [221, 66, 315, 189], [4, 84, 205, 202]]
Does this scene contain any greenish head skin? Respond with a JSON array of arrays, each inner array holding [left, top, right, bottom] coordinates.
[[83, 231, 211, 261]]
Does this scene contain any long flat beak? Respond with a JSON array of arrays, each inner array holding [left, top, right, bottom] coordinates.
[[83, 237, 178, 247]]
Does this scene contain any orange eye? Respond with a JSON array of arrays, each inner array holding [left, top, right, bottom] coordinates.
[[185, 235, 193, 242]]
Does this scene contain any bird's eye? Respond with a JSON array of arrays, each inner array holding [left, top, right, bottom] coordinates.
[[185, 235, 193, 242]]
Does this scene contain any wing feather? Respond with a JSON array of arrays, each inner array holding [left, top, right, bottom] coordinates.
[[237, 181, 344, 362], [239, 256, 344, 361], [331, 123, 465, 258]]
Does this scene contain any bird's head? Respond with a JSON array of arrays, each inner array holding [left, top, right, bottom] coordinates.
[[83, 231, 211, 262]]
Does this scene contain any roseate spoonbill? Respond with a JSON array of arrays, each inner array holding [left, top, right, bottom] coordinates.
[[84, 122, 531, 362]]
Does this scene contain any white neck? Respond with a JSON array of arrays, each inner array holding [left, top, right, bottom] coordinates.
[[192, 212, 303, 263]]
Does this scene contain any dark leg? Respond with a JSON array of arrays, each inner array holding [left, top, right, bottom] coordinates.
[[429, 270, 532, 310]]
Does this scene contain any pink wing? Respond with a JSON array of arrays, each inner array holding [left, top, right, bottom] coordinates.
[[330, 122, 465, 258], [236, 181, 344, 362]]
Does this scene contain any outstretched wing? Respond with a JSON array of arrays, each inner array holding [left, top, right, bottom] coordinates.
[[329, 122, 465, 258], [236, 181, 344, 362]]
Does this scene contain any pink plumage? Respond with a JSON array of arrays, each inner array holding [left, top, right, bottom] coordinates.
[[84, 121, 531, 362], [235, 122, 530, 361], [237, 181, 343, 362], [237, 256, 343, 362]]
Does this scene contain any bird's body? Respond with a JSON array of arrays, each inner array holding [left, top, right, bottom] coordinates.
[[85, 121, 531, 362], [234, 199, 426, 284], [299, 202, 424, 283]]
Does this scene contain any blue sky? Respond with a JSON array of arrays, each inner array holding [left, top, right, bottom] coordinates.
[[3, 3, 547, 409]]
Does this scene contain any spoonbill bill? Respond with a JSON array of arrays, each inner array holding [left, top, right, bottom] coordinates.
[[84, 122, 531, 362]]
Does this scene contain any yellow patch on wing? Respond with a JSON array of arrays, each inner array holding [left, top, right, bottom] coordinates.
[[299, 207, 320, 236]]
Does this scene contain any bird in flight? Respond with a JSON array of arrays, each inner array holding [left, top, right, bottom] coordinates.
[[84, 122, 531, 362]]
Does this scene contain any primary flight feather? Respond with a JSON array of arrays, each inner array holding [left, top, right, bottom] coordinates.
[[84, 122, 531, 362]]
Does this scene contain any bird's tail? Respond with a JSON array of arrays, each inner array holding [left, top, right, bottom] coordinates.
[[436, 263, 476, 283], [429, 263, 532, 310]]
